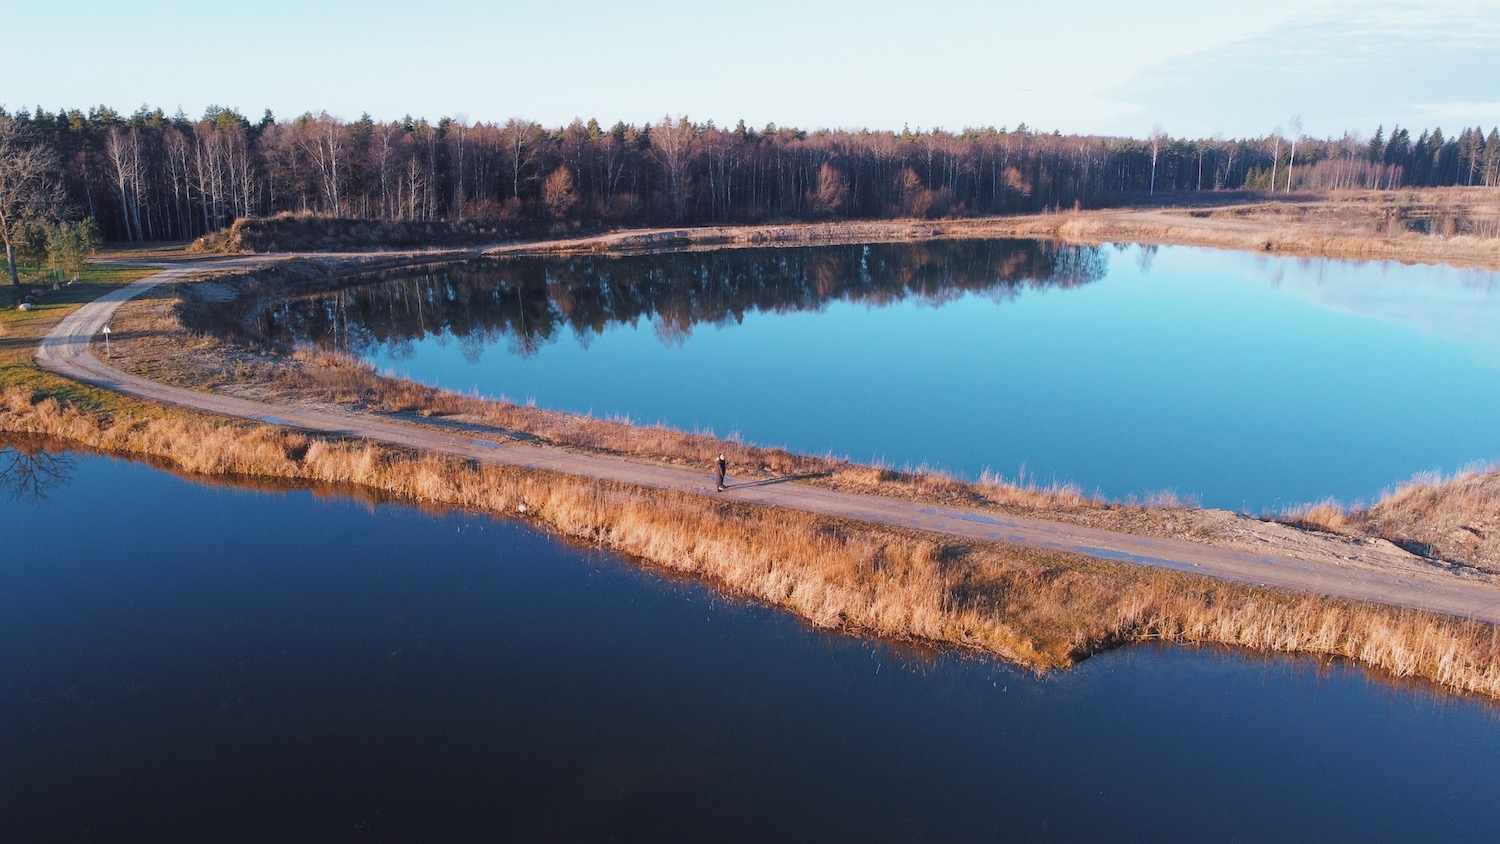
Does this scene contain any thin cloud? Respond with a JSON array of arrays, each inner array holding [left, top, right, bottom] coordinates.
[[1110, 1, 1500, 137], [1413, 102, 1500, 123]]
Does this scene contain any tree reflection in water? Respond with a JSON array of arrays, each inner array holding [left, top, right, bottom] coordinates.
[[260, 240, 1108, 358], [0, 444, 76, 504]]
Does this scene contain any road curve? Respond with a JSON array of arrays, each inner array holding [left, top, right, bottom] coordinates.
[[35, 262, 1500, 625]]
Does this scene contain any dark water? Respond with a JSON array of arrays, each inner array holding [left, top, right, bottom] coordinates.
[[3, 442, 1500, 842], [261, 240, 1500, 511]]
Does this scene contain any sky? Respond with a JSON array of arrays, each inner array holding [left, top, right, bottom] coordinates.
[[7, 0, 1498, 141]]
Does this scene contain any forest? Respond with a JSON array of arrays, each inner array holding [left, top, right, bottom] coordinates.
[[8, 103, 1500, 244]]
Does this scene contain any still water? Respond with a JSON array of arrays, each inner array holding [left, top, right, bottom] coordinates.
[[262, 240, 1500, 511], [3, 442, 1499, 841]]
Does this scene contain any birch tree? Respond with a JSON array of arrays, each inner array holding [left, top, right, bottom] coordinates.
[[647, 115, 694, 222], [297, 113, 345, 215], [499, 118, 543, 201], [1148, 124, 1166, 195], [1285, 115, 1302, 193], [1268, 124, 1283, 192], [104, 126, 145, 242]]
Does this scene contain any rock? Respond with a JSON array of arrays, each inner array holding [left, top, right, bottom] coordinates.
[[17, 302, 32, 311]]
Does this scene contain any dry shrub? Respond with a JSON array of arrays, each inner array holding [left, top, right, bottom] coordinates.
[[1266, 467, 1500, 574], [1356, 466, 1500, 573], [1277, 497, 1353, 534]]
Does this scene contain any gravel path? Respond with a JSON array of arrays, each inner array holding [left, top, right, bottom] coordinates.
[[37, 261, 1500, 624]]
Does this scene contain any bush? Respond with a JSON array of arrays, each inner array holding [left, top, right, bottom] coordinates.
[[42, 219, 102, 278]]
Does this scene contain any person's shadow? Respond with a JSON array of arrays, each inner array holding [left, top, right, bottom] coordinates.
[[722, 471, 831, 490]]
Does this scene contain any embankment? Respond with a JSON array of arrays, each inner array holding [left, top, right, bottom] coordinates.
[[6, 382, 1500, 698], [13, 200, 1500, 698], [191, 190, 1500, 274]]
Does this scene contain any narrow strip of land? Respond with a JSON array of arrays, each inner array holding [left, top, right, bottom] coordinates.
[[36, 261, 1500, 625]]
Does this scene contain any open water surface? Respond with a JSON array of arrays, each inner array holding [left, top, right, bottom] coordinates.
[[261, 240, 1500, 511], [3, 442, 1499, 841]]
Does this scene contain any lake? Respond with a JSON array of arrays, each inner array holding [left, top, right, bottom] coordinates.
[[261, 240, 1500, 511], [4, 440, 1500, 841]]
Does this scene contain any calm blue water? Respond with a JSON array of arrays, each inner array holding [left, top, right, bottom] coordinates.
[[3, 442, 1500, 841], [267, 241, 1500, 511]]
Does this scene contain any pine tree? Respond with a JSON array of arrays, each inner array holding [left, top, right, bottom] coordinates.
[[1484, 128, 1500, 187]]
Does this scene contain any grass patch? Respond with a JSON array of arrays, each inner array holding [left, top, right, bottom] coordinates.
[[2, 262, 153, 358], [1, 261, 160, 421]]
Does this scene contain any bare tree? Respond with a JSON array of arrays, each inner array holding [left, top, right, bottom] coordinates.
[[274, 113, 346, 217], [1148, 124, 1166, 195], [1210, 133, 1229, 188], [647, 115, 695, 222], [104, 126, 145, 242], [1268, 124, 1283, 192], [499, 118, 543, 202], [373, 123, 401, 219], [542, 166, 576, 220], [812, 161, 848, 216], [298, 113, 346, 215], [1285, 114, 1302, 193], [0, 117, 63, 295]]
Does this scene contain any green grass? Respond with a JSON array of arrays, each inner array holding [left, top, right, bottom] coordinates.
[[1, 260, 159, 414]]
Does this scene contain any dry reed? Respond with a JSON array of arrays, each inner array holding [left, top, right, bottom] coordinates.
[[7, 383, 1500, 700]]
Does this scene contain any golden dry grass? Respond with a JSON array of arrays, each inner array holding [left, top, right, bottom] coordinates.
[[1277, 498, 1354, 534], [1270, 467, 1500, 575], [6, 383, 1500, 699], [1052, 189, 1500, 271], [180, 339, 1117, 519], [1358, 467, 1500, 572]]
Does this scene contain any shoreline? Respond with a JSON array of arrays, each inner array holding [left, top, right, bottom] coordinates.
[[106, 245, 1489, 582], [194, 188, 1500, 273], [8, 196, 1500, 697], [10, 375, 1500, 698], [467, 193, 1500, 272]]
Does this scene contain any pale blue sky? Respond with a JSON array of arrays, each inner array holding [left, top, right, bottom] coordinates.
[[8, 0, 1497, 140]]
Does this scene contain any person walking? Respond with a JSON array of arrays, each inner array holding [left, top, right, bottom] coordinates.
[[715, 453, 728, 492]]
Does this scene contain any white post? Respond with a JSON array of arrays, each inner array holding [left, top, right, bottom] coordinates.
[[102, 325, 112, 358]]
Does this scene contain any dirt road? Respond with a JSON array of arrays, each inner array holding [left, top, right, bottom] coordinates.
[[36, 261, 1500, 625]]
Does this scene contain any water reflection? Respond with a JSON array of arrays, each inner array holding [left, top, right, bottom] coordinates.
[[0, 440, 76, 504], [1268, 260, 1500, 368], [6, 444, 1500, 841], [260, 240, 1108, 359], [242, 240, 1500, 509]]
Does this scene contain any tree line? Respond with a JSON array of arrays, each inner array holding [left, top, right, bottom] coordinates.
[[6, 104, 1500, 246]]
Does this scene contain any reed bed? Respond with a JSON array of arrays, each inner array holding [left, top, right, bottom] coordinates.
[[7, 382, 1500, 700]]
